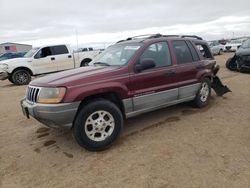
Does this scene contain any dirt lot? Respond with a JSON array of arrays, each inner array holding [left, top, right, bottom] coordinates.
[[0, 53, 250, 188]]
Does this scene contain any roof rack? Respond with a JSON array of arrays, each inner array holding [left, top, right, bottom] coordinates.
[[116, 34, 203, 43]]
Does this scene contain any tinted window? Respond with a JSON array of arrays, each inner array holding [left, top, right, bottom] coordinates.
[[186, 41, 200, 61], [52, 45, 69, 55], [140, 42, 172, 67], [173, 41, 193, 64], [35, 47, 52, 58]]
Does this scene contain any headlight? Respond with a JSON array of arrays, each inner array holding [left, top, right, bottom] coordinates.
[[0, 64, 8, 71], [37, 87, 66, 104]]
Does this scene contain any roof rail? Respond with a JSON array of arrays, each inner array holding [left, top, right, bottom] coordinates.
[[180, 35, 203, 40], [116, 34, 203, 43]]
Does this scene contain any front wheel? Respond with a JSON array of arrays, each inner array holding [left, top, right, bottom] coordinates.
[[225, 57, 237, 71], [73, 99, 123, 151], [11, 69, 31, 85], [193, 78, 211, 108]]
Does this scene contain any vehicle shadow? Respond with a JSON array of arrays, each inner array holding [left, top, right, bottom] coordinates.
[[31, 95, 217, 156]]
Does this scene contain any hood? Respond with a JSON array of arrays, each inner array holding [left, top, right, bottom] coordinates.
[[236, 47, 250, 56], [30, 66, 123, 87], [0, 57, 32, 66]]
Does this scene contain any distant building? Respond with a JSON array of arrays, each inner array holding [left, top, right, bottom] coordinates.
[[0, 42, 32, 54]]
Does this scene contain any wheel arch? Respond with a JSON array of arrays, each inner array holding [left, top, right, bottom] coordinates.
[[11, 67, 34, 76], [80, 58, 92, 66], [72, 91, 125, 128]]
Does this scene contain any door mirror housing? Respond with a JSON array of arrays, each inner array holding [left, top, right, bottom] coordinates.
[[135, 58, 156, 72]]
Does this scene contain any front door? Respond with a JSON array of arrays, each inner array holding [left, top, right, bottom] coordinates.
[[128, 42, 178, 112], [33, 47, 58, 74]]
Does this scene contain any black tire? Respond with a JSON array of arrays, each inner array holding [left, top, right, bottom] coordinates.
[[218, 49, 223, 55], [8, 75, 14, 84], [73, 99, 123, 151], [225, 57, 237, 71], [80, 59, 91, 67], [193, 78, 211, 108], [12, 69, 31, 85]]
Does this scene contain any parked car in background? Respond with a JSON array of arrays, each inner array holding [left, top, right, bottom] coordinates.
[[0, 44, 101, 85], [226, 38, 250, 72], [75, 47, 94, 52], [0, 52, 26, 61], [224, 39, 243, 52], [20, 34, 230, 151], [208, 41, 224, 55]]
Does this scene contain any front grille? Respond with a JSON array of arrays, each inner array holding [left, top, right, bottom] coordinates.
[[26, 86, 40, 103], [226, 46, 232, 50]]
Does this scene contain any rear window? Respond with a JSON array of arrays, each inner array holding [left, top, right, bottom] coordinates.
[[52, 45, 69, 55], [172, 40, 193, 64]]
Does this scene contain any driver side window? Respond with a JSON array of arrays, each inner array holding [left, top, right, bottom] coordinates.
[[35, 47, 52, 59]]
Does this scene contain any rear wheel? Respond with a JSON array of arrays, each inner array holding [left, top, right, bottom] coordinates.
[[193, 78, 211, 108], [11, 69, 31, 85], [80, 59, 92, 67], [73, 99, 123, 151]]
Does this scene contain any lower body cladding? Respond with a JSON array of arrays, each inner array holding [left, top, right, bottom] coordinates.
[[20, 99, 80, 128], [20, 80, 230, 129], [123, 83, 201, 118]]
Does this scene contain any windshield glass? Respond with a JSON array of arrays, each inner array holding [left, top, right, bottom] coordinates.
[[241, 39, 250, 48], [24, 47, 40, 58], [230, 40, 241, 44], [89, 43, 142, 66]]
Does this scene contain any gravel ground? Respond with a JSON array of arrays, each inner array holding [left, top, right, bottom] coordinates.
[[0, 53, 250, 188]]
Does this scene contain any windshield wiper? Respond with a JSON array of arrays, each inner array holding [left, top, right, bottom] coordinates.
[[93, 62, 110, 66]]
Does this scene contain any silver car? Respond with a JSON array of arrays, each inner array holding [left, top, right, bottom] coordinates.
[[208, 41, 224, 55]]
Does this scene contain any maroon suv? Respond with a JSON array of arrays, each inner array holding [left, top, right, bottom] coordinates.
[[21, 34, 230, 151]]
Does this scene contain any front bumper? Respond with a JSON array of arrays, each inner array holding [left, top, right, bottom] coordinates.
[[0, 71, 8, 80], [20, 99, 80, 129]]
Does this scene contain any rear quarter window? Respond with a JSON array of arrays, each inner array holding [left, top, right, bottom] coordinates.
[[52, 45, 69, 55]]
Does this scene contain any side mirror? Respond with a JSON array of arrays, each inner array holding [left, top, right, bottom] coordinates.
[[135, 58, 156, 72]]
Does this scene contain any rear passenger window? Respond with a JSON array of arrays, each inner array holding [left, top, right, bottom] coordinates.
[[186, 41, 200, 61], [52, 45, 69, 55], [140, 42, 172, 67], [172, 41, 193, 64]]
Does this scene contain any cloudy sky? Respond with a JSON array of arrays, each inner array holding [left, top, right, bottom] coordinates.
[[0, 0, 250, 48]]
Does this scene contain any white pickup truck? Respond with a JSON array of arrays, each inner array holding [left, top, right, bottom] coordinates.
[[0, 44, 101, 85]]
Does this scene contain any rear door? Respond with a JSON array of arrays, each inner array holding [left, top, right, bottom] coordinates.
[[51, 45, 74, 71], [171, 40, 202, 99], [129, 41, 178, 112]]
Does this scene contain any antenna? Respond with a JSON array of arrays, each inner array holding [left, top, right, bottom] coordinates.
[[75, 28, 79, 68]]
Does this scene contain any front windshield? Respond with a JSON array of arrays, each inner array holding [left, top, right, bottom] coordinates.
[[89, 43, 142, 66], [24, 47, 39, 58], [241, 39, 250, 48], [230, 40, 241, 44]]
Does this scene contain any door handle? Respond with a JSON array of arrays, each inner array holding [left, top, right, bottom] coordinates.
[[51, 57, 55, 61], [166, 70, 176, 76], [196, 64, 204, 69], [68, 55, 72, 58]]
